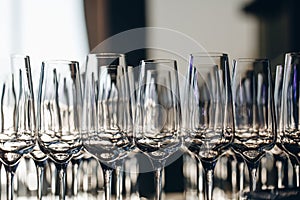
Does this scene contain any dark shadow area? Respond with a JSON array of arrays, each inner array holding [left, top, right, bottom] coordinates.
[[244, 0, 300, 65]]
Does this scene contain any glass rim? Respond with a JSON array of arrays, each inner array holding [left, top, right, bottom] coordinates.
[[10, 54, 30, 59], [237, 58, 269, 63], [88, 52, 125, 59], [285, 52, 300, 56], [140, 59, 177, 64], [42, 60, 78, 65], [190, 52, 228, 57], [98, 64, 123, 69]]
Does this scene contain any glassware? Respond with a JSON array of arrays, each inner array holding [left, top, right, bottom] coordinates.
[[37, 60, 83, 200], [271, 64, 292, 189], [26, 58, 48, 200], [134, 59, 182, 200], [70, 149, 85, 196], [30, 143, 47, 199], [231, 58, 276, 192], [122, 65, 141, 199], [0, 55, 36, 200], [281, 52, 300, 187], [17, 57, 47, 200], [183, 53, 234, 200], [82, 53, 132, 200]]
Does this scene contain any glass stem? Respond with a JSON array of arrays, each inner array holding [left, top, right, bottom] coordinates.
[[276, 160, 283, 188], [204, 169, 214, 200], [116, 163, 124, 200], [246, 162, 258, 192], [35, 161, 46, 200], [100, 163, 113, 200], [4, 164, 18, 200], [155, 168, 163, 200], [55, 163, 68, 200], [201, 160, 216, 200], [238, 162, 244, 192], [50, 162, 56, 195], [72, 159, 81, 196], [151, 159, 165, 200], [195, 156, 203, 200], [295, 164, 300, 187]]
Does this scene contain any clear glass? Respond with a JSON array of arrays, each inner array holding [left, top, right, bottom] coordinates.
[[71, 149, 85, 196], [37, 60, 83, 200], [134, 59, 182, 200], [231, 58, 276, 192], [27, 58, 48, 200], [271, 64, 294, 188], [82, 53, 133, 200], [0, 55, 35, 200], [182, 53, 234, 200], [281, 52, 300, 186]]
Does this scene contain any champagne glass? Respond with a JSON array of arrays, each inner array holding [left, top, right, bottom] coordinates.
[[37, 60, 83, 200], [231, 58, 276, 192], [182, 53, 234, 200], [82, 53, 132, 200], [25, 59, 48, 200], [13, 56, 47, 200], [0, 55, 35, 200], [281, 52, 300, 186], [134, 59, 182, 200], [272, 64, 296, 188], [84, 53, 128, 200]]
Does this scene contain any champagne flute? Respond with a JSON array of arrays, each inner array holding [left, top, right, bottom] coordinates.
[[182, 53, 234, 200], [24, 58, 48, 200], [281, 52, 300, 186], [0, 55, 35, 200], [84, 53, 128, 200], [272, 64, 296, 188], [134, 59, 182, 200], [37, 60, 83, 200], [231, 58, 276, 192], [82, 54, 132, 200], [13, 56, 47, 200]]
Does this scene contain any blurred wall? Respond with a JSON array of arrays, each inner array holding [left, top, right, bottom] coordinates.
[[146, 0, 259, 60], [84, 0, 146, 67]]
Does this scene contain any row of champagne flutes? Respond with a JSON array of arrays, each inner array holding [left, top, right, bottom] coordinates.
[[182, 52, 300, 200], [1, 52, 300, 200]]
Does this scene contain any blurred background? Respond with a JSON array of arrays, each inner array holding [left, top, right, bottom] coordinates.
[[0, 0, 300, 198], [2, 0, 299, 67]]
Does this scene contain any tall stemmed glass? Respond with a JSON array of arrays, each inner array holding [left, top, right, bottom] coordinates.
[[12, 55, 44, 200], [0, 55, 36, 200], [37, 60, 83, 200], [272, 64, 297, 188], [182, 53, 234, 200], [134, 59, 182, 200], [84, 53, 127, 200], [82, 54, 132, 200], [281, 52, 300, 186], [27, 60, 48, 200], [231, 58, 276, 192]]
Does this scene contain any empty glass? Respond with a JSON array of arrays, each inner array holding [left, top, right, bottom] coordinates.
[[37, 60, 83, 200], [281, 52, 300, 186], [82, 53, 132, 200], [182, 53, 234, 200], [0, 55, 35, 200], [134, 59, 182, 200], [231, 58, 276, 192]]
